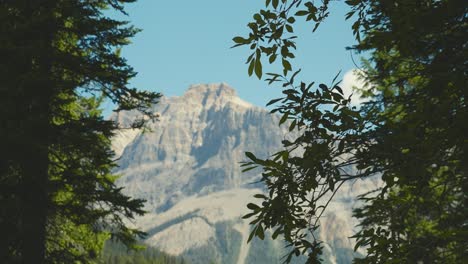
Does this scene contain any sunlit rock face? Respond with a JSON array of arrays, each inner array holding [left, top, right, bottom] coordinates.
[[112, 83, 380, 264]]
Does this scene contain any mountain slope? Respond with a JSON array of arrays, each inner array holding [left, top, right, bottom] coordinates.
[[112, 83, 380, 264]]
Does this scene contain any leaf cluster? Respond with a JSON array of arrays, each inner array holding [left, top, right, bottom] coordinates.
[[235, 0, 467, 263], [232, 0, 331, 79], [240, 70, 376, 263]]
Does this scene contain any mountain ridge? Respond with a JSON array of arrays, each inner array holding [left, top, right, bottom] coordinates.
[[112, 83, 379, 264]]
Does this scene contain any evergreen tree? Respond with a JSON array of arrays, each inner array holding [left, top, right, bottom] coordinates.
[[0, 0, 160, 263]]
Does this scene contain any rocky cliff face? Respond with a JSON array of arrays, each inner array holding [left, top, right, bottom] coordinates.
[[112, 83, 380, 264]]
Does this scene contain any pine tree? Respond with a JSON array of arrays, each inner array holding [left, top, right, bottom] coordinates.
[[0, 1, 160, 263]]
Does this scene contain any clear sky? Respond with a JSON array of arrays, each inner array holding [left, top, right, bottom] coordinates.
[[107, 0, 362, 111]]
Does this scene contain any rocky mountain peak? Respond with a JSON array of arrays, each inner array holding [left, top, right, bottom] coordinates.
[[113, 84, 292, 212], [186, 82, 236, 97], [181, 83, 252, 110], [112, 84, 378, 264]]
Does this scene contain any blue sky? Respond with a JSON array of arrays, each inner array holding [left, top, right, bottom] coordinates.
[[108, 0, 362, 111]]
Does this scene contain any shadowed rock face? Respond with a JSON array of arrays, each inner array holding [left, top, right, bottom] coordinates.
[[113, 83, 290, 212], [112, 83, 380, 264]]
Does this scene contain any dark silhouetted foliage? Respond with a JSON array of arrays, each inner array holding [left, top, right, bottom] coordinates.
[[234, 0, 467, 263], [0, 0, 160, 263]]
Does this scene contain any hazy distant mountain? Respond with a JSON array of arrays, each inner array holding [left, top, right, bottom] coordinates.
[[111, 83, 380, 264]]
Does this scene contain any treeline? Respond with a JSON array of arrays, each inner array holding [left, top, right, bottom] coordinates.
[[100, 242, 187, 264]]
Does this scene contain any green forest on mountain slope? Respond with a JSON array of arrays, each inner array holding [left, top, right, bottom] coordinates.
[[100, 242, 186, 264], [0, 0, 466, 263]]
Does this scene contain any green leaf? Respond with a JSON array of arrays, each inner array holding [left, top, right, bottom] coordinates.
[[289, 119, 297, 131], [332, 70, 342, 85], [245, 151, 257, 161], [266, 98, 282, 106], [345, 10, 355, 20], [246, 53, 254, 64], [247, 203, 260, 210], [232, 36, 247, 44], [345, 0, 360, 6], [335, 86, 344, 95], [272, 227, 282, 239], [281, 150, 289, 162], [248, 60, 254, 76], [279, 113, 289, 125], [241, 166, 257, 172], [290, 69, 301, 84], [272, 0, 279, 9], [255, 57, 262, 79], [282, 59, 292, 72], [230, 43, 244, 49], [254, 194, 267, 199], [354, 238, 365, 251], [338, 139, 345, 152], [295, 10, 309, 16], [253, 13, 262, 21], [269, 54, 277, 63], [256, 224, 265, 240], [242, 212, 258, 219], [267, 74, 280, 84], [247, 229, 256, 243]]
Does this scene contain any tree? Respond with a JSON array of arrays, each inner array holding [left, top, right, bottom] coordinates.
[[234, 0, 467, 263], [0, 0, 160, 263]]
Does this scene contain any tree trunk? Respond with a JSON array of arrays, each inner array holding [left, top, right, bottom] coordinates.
[[20, 2, 54, 261], [21, 143, 48, 264]]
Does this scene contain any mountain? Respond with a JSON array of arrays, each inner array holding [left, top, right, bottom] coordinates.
[[111, 83, 380, 264]]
